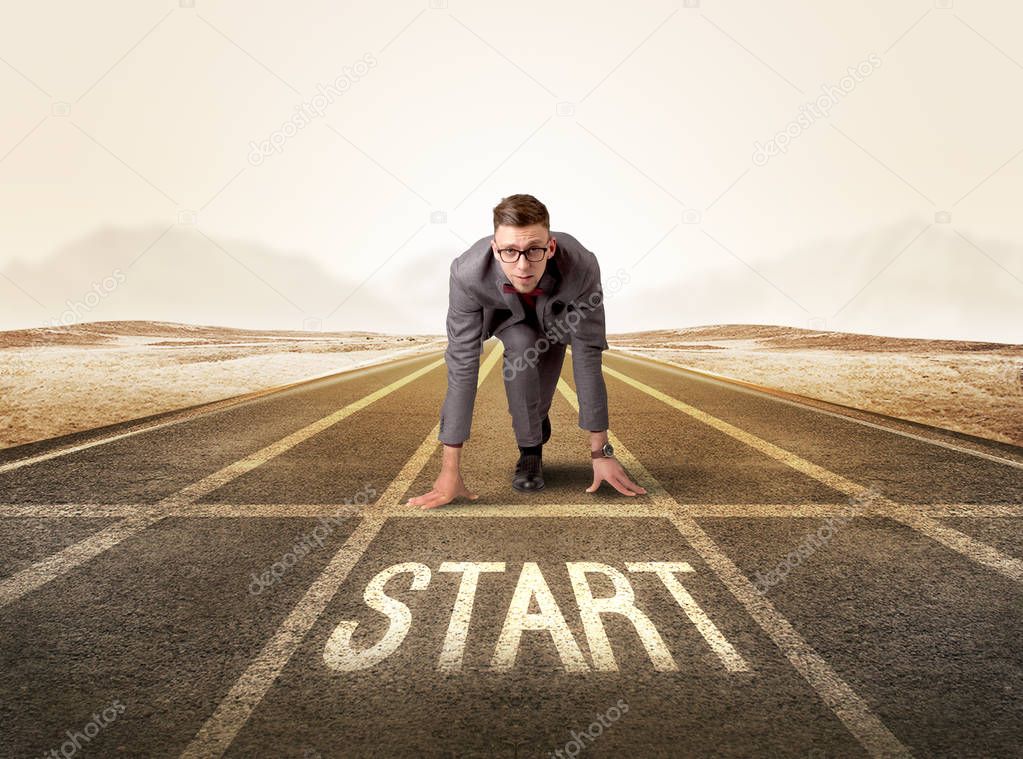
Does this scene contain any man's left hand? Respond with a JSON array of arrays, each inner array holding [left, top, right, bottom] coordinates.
[[585, 457, 647, 496]]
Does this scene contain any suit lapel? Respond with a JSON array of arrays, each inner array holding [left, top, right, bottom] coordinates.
[[535, 258, 560, 334]]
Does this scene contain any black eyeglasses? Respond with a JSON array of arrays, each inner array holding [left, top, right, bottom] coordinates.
[[494, 239, 549, 263]]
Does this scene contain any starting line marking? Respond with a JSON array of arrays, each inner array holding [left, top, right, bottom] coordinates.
[[0, 503, 1021, 519]]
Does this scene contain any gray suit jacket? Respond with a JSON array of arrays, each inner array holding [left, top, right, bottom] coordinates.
[[438, 230, 610, 445]]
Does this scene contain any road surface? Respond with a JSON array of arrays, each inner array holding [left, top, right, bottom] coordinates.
[[0, 342, 1021, 758]]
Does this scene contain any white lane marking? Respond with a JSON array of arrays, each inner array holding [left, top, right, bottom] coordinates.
[[608, 347, 1023, 471], [180, 342, 503, 758], [665, 511, 912, 758], [601, 365, 1023, 584], [0, 513, 167, 607], [557, 378, 912, 758], [0, 345, 445, 474], [2, 502, 1021, 519], [890, 508, 1023, 577], [0, 357, 447, 608]]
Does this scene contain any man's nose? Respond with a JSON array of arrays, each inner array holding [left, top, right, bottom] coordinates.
[[515, 254, 531, 270]]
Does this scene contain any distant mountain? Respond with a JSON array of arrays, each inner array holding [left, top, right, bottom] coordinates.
[[0, 225, 422, 333], [610, 217, 1023, 345], [2, 217, 1020, 343]]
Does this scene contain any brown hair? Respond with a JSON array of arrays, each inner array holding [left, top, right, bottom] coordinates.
[[492, 194, 550, 232]]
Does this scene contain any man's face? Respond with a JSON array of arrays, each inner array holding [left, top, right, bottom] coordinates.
[[491, 223, 556, 293]]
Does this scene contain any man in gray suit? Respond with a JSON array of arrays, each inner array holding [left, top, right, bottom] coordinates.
[[407, 194, 646, 509]]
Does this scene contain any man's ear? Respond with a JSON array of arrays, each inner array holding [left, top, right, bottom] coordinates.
[[548, 236, 556, 258]]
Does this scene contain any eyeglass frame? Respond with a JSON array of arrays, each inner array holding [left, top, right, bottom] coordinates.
[[492, 236, 553, 264]]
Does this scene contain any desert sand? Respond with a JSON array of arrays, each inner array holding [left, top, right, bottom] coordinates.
[[2, 321, 1019, 452], [610, 325, 1023, 447], [0, 321, 445, 450]]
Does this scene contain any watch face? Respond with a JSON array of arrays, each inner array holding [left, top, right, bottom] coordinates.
[[603, 442, 614, 457]]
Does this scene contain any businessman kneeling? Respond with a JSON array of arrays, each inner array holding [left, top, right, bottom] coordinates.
[[407, 194, 645, 509]]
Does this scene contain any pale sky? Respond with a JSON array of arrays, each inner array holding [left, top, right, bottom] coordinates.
[[1, 0, 1021, 342]]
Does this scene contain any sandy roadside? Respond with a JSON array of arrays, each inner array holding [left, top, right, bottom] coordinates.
[[3, 321, 1019, 452], [0, 325, 445, 450], [610, 328, 1022, 447]]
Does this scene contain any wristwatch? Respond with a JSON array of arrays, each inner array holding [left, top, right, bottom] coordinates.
[[591, 441, 614, 459]]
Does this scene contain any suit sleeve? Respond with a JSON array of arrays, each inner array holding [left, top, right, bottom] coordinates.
[[438, 257, 484, 445], [569, 254, 610, 432]]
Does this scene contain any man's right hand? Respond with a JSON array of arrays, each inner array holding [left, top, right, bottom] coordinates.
[[406, 468, 478, 510]]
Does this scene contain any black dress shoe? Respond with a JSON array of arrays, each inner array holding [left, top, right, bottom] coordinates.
[[541, 415, 551, 445], [512, 453, 545, 492]]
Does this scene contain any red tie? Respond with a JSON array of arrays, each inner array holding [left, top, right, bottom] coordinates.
[[502, 282, 544, 309]]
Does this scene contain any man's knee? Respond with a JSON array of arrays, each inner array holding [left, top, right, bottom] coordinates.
[[499, 326, 545, 383], [498, 324, 540, 355]]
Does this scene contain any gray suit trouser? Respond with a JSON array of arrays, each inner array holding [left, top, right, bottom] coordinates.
[[496, 318, 567, 448]]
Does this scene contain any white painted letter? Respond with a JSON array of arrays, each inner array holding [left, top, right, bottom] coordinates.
[[626, 561, 749, 672], [491, 563, 588, 672], [568, 561, 676, 672], [437, 562, 506, 672], [323, 562, 431, 671]]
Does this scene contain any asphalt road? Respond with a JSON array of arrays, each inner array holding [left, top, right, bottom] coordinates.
[[0, 341, 1021, 758]]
